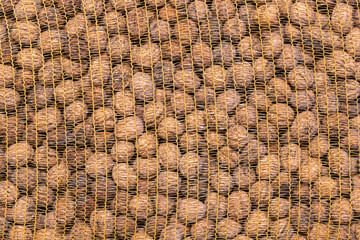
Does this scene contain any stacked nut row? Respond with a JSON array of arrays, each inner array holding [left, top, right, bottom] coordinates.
[[0, 0, 360, 239]]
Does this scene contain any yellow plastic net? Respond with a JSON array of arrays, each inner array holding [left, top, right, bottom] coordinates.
[[0, 0, 359, 239]]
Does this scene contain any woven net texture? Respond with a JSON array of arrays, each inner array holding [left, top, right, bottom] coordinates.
[[0, 0, 359, 239]]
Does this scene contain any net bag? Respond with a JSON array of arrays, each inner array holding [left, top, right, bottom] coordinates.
[[0, 0, 359, 239]]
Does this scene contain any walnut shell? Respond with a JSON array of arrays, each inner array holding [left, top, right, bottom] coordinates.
[[228, 190, 251, 221], [174, 19, 198, 46], [150, 20, 171, 42], [312, 176, 339, 199], [289, 90, 315, 111], [245, 210, 269, 238], [90, 209, 115, 237], [69, 221, 93, 240], [211, 0, 236, 22], [226, 61, 254, 89], [276, 45, 301, 71], [287, 65, 315, 90], [268, 103, 295, 128], [6, 141, 34, 167], [132, 42, 160, 68], [9, 225, 33, 240], [65, 13, 91, 37], [9, 167, 37, 191], [82, 0, 104, 18], [127, 8, 154, 38], [290, 111, 318, 142], [328, 148, 356, 176], [290, 2, 316, 26], [34, 229, 62, 240], [177, 198, 206, 223], [10, 21, 40, 45], [85, 152, 114, 178], [33, 107, 62, 132], [0, 181, 19, 205], [222, 17, 246, 42], [115, 215, 136, 239], [212, 42, 236, 66], [157, 171, 181, 195], [14, 0, 41, 20], [31, 185, 54, 208], [190, 219, 214, 240], [129, 194, 154, 221], [112, 163, 137, 190], [330, 198, 353, 224], [237, 35, 262, 61], [257, 154, 281, 180], [331, 3, 354, 34], [115, 116, 144, 141], [38, 30, 67, 55], [157, 117, 185, 140]]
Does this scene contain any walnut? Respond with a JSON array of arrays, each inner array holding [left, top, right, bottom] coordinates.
[[38, 30, 67, 55], [132, 42, 160, 68], [85, 152, 114, 178], [290, 90, 315, 111], [328, 148, 356, 177], [115, 116, 144, 141], [65, 13, 91, 37], [107, 35, 131, 63], [31, 185, 54, 208], [200, 18, 222, 43], [331, 3, 354, 34], [233, 165, 257, 190], [174, 19, 198, 46], [14, 0, 42, 20], [69, 221, 93, 240], [177, 198, 206, 223], [0, 181, 19, 205], [82, 0, 104, 18], [157, 117, 185, 140], [298, 157, 321, 184], [249, 180, 273, 207], [290, 2, 316, 26], [222, 18, 247, 42], [253, 3, 281, 27], [16, 48, 43, 70], [211, 0, 236, 22], [129, 194, 154, 221], [158, 4, 181, 22], [238, 35, 262, 61], [290, 111, 318, 142], [34, 229, 62, 240], [268, 103, 295, 128], [112, 163, 137, 190], [212, 42, 236, 66], [10, 21, 40, 45], [8, 226, 33, 240], [90, 209, 115, 237], [10, 167, 37, 191], [190, 41, 213, 67], [115, 215, 136, 239], [227, 190, 251, 222], [330, 198, 353, 224], [6, 141, 34, 167], [157, 171, 181, 195], [290, 203, 313, 233], [103, 11, 127, 35], [287, 65, 315, 90], [245, 210, 269, 238]]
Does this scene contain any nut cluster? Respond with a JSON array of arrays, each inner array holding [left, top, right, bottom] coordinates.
[[0, 0, 359, 239]]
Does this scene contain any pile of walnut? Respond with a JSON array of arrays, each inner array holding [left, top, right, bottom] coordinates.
[[1, 0, 360, 239]]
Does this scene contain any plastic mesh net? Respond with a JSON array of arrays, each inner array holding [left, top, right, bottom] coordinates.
[[0, 0, 359, 239]]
